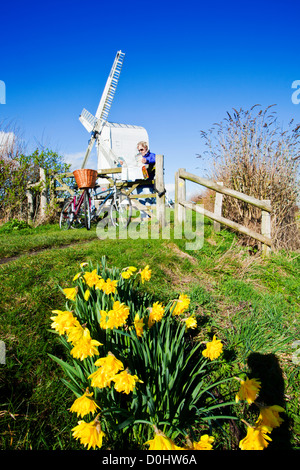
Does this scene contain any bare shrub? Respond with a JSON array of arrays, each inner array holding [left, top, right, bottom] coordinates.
[[199, 105, 300, 250]]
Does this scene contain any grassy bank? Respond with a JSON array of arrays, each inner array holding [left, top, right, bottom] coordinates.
[[0, 220, 299, 450]]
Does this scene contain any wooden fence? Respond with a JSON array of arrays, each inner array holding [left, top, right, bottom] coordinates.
[[175, 168, 272, 256]]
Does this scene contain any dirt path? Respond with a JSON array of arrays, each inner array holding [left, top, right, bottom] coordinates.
[[0, 239, 96, 266]]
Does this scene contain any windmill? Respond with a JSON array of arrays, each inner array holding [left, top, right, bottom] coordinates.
[[79, 50, 148, 174]]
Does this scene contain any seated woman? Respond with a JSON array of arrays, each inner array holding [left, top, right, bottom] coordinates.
[[136, 141, 156, 210]]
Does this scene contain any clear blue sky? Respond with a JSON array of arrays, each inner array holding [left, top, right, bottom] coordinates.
[[1, 0, 299, 197]]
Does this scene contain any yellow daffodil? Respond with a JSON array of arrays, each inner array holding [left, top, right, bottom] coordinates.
[[128, 266, 137, 272], [148, 302, 165, 328], [184, 316, 197, 331], [256, 405, 285, 429], [73, 272, 82, 281], [140, 265, 151, 284], [102, 278, 118, 295], [172, 293, 190, 315], [88, 367, 111, 389], [63, 287, 78, 301], [144, 429, 182, 450], [239, 424, 272, 450], [88, 353, 124, 388], [99, 301, 130, 330], [151, 302, 165, 321], [83, 269, 100, 288], [121, 266, 137, 279], [72, 416, 105, 450], [112, 369, 143, 394], [80, 262, 88, 268], [134, 314, 145, 337], [202, 335, 223, 360], [66, 322, 85, 344], [84, 289, 91, 301], [186, 434, 214, 450], [235, 378, 261, 404], [50, 310, 78, 335], [121, 270, 131, 279], [94, 354, 124, 375], [70, 328, 102, 361], [69, 389, 100, 418]]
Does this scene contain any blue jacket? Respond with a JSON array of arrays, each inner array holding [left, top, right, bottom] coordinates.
[[143, 150, 155, 180], [144, 151, 156, 164]]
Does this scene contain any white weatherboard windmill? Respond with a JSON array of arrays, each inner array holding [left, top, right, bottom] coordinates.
[[79, 50, 148, 180]]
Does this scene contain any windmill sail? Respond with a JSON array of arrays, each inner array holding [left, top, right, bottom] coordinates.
[[95, 50, 125, 122], [79, 108, 97, 133], [80, 50, 125, 169]]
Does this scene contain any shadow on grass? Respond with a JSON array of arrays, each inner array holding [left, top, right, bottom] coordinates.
[[247, 352, 293, 450]]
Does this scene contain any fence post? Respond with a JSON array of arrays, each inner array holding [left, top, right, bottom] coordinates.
[[40, 168, 47, 220], [175, 169, 186, 225], [155, 154, 166, 228], [26, 189, 34, 223], [214, 182, 223, 232], [261, 200, 271, 256], [175, 171, 178, 224]]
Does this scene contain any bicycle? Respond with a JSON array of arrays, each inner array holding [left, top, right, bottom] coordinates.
[[59, 184, 91, 230], [59, 180, 132, 230]]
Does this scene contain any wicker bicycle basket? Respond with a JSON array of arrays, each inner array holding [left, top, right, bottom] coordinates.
[[73, 169, 98, 189]]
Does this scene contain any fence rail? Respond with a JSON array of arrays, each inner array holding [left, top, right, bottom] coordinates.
[[175, 168, 272, 255]]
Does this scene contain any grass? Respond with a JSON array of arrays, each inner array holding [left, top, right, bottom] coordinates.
[[0, 222, 99, 259], [0, 218, 299, 450]]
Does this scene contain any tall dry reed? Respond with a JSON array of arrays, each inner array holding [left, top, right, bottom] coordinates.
[[199, 105, 300, 250]]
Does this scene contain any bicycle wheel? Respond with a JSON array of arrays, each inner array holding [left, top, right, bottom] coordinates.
[[110, 191, 132, 228], [83, 190, 91, 230], [59, 199, 73, 229]]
